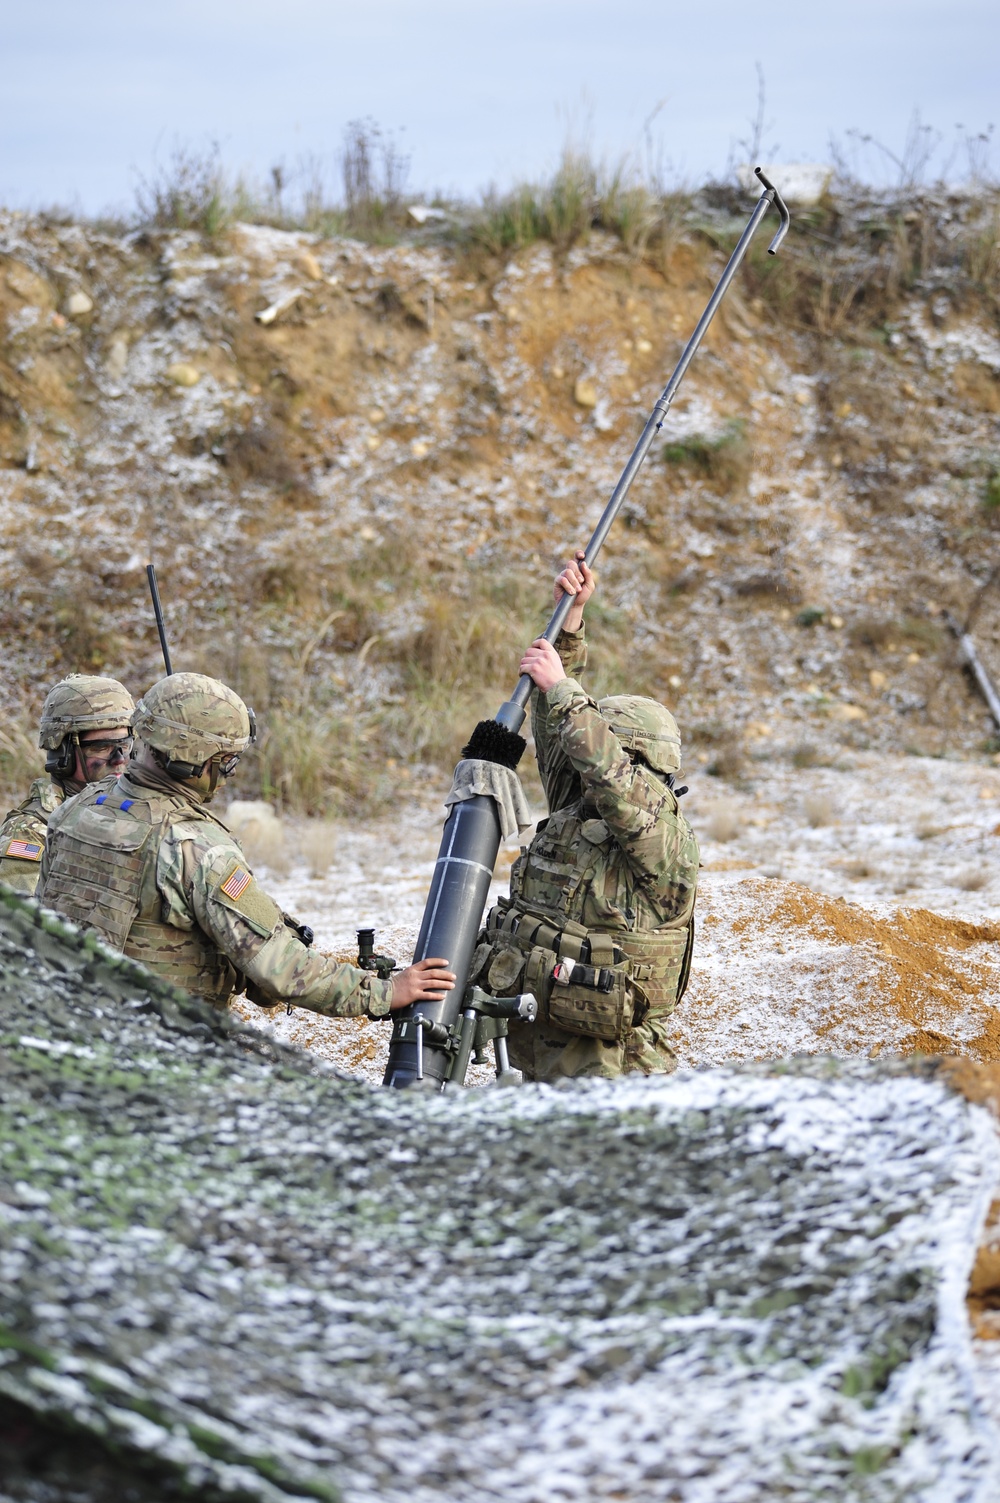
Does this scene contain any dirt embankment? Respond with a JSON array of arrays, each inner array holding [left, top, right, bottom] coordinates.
[[0, 198, 998, 811]]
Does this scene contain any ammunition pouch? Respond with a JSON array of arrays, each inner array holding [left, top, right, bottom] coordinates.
[[475, 903, 690, 1045]]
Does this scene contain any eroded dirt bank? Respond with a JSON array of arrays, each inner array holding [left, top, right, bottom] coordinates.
[[1, 197, 998, 810]]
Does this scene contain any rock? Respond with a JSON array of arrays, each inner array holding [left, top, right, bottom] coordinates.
[[165, 362, 201, 387], [831, 702, 867, 721], [793, 389, 810, 406], [255, 288, 305, 325], [105, 335, 129, 380], [65, 290, 93, 317], [368, 406, 386, 424], [6, 261, 53, 306], [870, 669, 889, 691], [410, 439, 429, 458], [297, 251, 322, 280], [574, 376, 598, 408], [635, 337, 653, 355]]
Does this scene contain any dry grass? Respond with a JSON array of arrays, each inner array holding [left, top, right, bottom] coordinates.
[[738, 188, 1000, 333], [194, 556, 639, 817], [468, 149, 691, 262], [224, 800, 289, 876], [127, 133, 1000, 340], [299, 820, 338, 879], [703, 800, 743, 843], [803, 793, 835, 828], [661, 420, 752, 494], [0, 722, 41, 815]]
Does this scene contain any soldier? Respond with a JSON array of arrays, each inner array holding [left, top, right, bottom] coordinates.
[[38, 672, 454, 1019], [474, 553, 699, 1081], [0, 674, 135, 895]]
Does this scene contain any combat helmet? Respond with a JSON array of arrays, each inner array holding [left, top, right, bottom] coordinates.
[[39, 674, 136, 777], [597, 695, 682, 775], [131, 673, 255, 778]]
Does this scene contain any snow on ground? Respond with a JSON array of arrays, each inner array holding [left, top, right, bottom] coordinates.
[[232, 748, 1000, 1085]]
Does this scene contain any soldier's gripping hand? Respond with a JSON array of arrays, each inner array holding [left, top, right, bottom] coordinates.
[[390, 957, 456, 1009], [554, 550, 596, 632], [520, 638, 566, 694]]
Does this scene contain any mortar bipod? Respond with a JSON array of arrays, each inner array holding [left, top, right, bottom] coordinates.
[[396, 989, 538, 1087]]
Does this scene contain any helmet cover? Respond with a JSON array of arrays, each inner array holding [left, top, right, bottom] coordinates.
[[38, 674, 135, 750], [597, 694, 682, 775], [131, 673, 252, 764]]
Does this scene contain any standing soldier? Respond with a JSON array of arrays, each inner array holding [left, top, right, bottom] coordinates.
[[37, 672, 454, 1020], [474, 553, 699, 1081], [0, 675, 135, 895]]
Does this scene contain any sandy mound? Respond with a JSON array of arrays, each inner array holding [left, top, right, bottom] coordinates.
[[682, 874, 1000, 1064]]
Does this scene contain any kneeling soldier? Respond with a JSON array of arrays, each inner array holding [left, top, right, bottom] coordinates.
[[38, 672, 453, 1019], [475, 554, 699, 1081], [0, 674, 134, 895]]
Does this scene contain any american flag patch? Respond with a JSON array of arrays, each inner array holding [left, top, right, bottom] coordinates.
[[220, 865, 252, 901], [5, 839, 43, 861]]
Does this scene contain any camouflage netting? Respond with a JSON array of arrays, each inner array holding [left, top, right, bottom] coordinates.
[[1, 881, 999, 1503]]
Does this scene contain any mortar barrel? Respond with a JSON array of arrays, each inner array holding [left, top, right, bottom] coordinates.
[[383, 794, 501, 1089]]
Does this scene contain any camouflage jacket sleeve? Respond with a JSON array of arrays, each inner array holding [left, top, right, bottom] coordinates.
[[531, 625, 588, 813], [543, 677, 699, 920], [158, 823, 396, 1016], [0, 779, 63, 896]]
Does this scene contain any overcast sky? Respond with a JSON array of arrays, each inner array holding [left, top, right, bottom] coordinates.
[[3, 0, 997, 214]]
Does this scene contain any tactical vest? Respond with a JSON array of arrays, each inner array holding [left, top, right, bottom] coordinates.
[[474, 800, 696, 1043], [41, 778, 238, 1008]]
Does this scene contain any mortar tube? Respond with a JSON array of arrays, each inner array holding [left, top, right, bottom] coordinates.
[[382, 794, 501, 1089]]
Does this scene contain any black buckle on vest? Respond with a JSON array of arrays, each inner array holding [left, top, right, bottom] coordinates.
[[552, 958, 615, 993]]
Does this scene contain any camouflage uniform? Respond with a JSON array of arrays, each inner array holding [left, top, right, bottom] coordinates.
[[474, 625, 699, 1081], [0, 778, 66, 895], [0, 674, 135, 897], [37, 674, 395, 1019]]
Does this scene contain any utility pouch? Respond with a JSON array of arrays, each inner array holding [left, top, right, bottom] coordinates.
[[524, 943, 558, 1017], [547, 960, 631, 1042], [468, 940, 525, 995]]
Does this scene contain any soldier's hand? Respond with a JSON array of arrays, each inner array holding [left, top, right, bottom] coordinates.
[[390, 958, 456, 1009], [520, 638, 565, 693], [554, 549, 596, 632]]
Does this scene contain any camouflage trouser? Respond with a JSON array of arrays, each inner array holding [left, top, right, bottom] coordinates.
[[507, 1011, 678, 1083]]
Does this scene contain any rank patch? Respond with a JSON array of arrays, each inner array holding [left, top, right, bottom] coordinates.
[[5, 839, 43, 861], [220, 865, 252, 900]]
